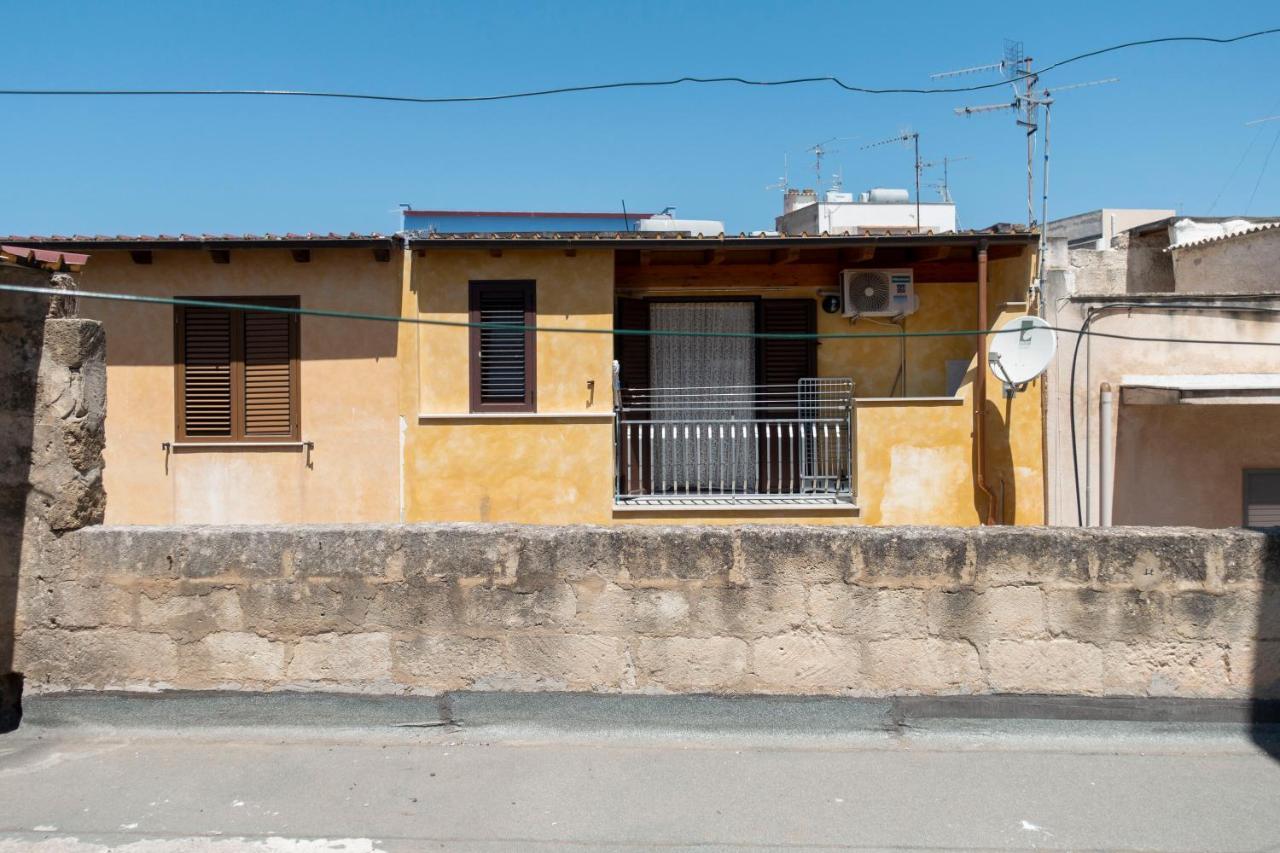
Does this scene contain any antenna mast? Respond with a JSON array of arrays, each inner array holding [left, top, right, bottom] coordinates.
[[862, 130, 923, 233], [920, 155, 972, 203], [804, 136, 858, 193], [765, 154, 790, 195], [944, 41, 1116, 226]]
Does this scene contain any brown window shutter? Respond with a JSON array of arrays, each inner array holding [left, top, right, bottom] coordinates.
[[614, 298, 651, 392], [758, 298, 817, 386], [469, 281, 536, 412], [243, 308, 297, 437], [175, 296, 300, 442], [178, 307, 234, 437], [1245, 470, 1280, 528]]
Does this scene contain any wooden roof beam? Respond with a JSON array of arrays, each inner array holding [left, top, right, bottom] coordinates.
[[838, 245, 875, 265], [911, 245, 951, 263]]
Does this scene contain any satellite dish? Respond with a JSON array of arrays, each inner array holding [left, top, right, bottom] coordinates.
[[988, 316, 1055, 397]]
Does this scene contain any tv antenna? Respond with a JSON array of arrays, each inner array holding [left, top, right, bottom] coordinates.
[[805, 136, 858, 192], [1246, 115, 1280, 126], [948, 41, 1116, 228], [862, 130, 923, 233], [765, 154, 790, 194], [920, 155, 972, 203]]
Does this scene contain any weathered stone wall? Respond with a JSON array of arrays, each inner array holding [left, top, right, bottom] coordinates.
[[2, 265, 105, 729], [14, 525, 1280, 698]]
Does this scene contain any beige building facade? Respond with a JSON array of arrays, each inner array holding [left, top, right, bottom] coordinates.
[[1043, 217, 1280, 528], [10, 229, 1044, 527]]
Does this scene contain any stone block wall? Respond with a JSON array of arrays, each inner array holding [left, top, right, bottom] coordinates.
[[13, 525, 1280, 698], [2, 266, 105, 728]]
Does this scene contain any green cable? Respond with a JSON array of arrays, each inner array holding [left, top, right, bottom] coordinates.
[[3, 282, 1280, 347]]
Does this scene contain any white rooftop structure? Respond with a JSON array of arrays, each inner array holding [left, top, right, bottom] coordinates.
[[637, 213, 725, 236], [1046, 208, 1175, 250], [775, 188, 956, 236]]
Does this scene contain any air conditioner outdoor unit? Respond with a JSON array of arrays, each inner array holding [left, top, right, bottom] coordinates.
[[840, 269, 917, 318]]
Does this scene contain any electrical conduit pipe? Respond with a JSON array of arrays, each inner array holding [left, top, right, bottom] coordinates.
[[975, 240, 997, 525]]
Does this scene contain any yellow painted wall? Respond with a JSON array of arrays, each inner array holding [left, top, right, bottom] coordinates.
[[819, 282, 976, 397], [399, 245, 1043, 527], [403, 249, 616, 524], [79, 249, 402, 524], [82, 242, 1042, 527]]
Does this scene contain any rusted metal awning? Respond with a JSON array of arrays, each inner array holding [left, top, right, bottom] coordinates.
[[1120, 374, 1280, 405]]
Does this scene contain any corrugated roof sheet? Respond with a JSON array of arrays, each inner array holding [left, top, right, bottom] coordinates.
[[0, 232, 390, 243], [0, 224, 1037, 251], [1166, 220, 1280, 252], [405, 224, 1033, 240]]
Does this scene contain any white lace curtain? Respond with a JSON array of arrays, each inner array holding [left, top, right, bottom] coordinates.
[[649, 302, 757, 492]]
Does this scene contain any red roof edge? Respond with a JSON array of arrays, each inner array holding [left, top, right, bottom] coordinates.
[[2, 244, 90, 266]]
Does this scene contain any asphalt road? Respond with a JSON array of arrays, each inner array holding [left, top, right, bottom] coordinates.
[[2, 692, 1279, 852]]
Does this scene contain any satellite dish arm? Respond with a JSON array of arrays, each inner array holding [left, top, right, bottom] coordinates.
[[987, 352, 1020, 398]]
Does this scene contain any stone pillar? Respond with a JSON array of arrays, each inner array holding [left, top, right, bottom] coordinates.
[[0, 264, 105, 731]]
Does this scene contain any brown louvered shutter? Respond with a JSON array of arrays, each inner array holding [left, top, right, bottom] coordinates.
[[179, 307, 234, 437], [757, 298, 817, 386], [469, 281, 536, 412], [614, 298, 651, 393], [1245, 470, 1280, 528], [757, 299, 816, 494], [176, 297, 299, 442], [243, 308, 297, 437]]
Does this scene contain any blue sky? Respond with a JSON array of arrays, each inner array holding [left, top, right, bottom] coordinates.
[[2, 1, 1277, 236]]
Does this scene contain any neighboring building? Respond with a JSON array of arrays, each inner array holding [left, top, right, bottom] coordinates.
[[5, 224, 1043, 527], [402, 208, 726, 237], [1046, 208, 1175, 251], [775, 188, 957, 236], [1043, 215, 1280, 528], [403, 209, 651, 234]]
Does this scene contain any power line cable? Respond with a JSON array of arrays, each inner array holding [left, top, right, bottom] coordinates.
[[1245, 125, 1280, 215], [1066, 301, 1280, 526], [3, 282, 1280, 348], [1208, 124, 1267, 214], [1209, 91, 1280, 214], [2, 28, 1276, 103]]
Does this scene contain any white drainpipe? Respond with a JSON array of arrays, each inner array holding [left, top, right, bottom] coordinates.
[[1099, 382, 1114, 527]]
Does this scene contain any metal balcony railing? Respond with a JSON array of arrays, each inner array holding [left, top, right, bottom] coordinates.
[[613, 377, 855, 506]]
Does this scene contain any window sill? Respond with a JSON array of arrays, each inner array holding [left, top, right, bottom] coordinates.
[[164, 441, 312, 451], [417, 412, 614, 422], [855, 396, 965, 406]]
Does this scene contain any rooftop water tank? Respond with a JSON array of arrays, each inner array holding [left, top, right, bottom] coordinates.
[[637, 216, 726, 236], [865, 187, 910, 204]]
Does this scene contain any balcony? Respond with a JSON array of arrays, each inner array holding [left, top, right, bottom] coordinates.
[[613, 378, 856, 507]]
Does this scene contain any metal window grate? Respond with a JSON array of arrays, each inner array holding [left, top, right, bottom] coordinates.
[[1245, 470, 1280, 528], [614, 377, 855, 506], [470, 281, 535, 412]]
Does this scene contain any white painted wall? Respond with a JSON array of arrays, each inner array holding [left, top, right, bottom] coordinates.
[[776, 201, 956, 235]]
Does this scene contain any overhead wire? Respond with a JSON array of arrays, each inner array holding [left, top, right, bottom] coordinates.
[[1209, 90, 1280, 214], [4, 282, 1280, 348], [1, 28, 1277, 103], [1065, 301, 1280, 527], [1245, 125, 1280, 215]]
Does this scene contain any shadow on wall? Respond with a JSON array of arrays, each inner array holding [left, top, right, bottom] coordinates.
[[973, 397, 1017, 524], [78, 250, 402, 366], [0, 274, 47, 732], [1252, 534, 1280, 759], [1113, 405, 1280, 527]]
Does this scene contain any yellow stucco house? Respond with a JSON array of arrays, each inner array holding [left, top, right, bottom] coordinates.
[[9, 226, 1043, 526]]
